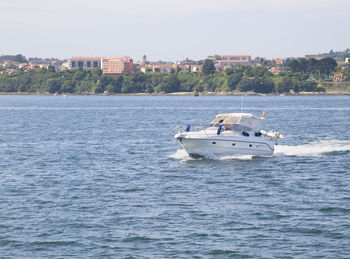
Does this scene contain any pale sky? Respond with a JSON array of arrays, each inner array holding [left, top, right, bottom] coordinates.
[[1, 0, 349, 61]]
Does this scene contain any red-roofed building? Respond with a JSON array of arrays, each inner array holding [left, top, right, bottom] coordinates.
[[269, 66, 284, 73], [18, 63, 29, 69], [6, 68, 17, 74], [333, 72, 344, 82], [272, 58, 284, 65]]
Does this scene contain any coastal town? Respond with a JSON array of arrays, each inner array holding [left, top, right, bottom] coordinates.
[[0, 49, 350, 94], [1, 54, 263, 75], [1, 50, 349, 79]]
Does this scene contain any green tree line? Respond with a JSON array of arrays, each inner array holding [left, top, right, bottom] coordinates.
[[0, 57, 343, 94], [0, 54, 27, 63]]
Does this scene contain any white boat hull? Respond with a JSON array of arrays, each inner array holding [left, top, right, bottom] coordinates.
[[176, 135, 275, 157]]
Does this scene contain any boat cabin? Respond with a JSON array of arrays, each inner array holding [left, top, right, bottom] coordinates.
[[206, 113, 263, 132]]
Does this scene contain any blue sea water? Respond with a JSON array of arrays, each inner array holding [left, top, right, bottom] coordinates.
[[0, 95, 349, 258]]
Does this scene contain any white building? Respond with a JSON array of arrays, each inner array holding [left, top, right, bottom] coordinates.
[[68, 57, 101, 70], [216, 55, 252, 68]]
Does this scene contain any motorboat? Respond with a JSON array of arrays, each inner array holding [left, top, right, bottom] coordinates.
[[174, 112, 283, 158]]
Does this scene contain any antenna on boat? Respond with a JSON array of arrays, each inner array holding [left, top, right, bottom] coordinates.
[[240, 94, 243, 113]]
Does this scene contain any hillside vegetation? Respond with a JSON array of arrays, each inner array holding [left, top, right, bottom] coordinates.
[[1, 57, 349, 94]]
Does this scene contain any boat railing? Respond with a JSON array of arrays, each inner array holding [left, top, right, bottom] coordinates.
[[175, 125, 210, 137]]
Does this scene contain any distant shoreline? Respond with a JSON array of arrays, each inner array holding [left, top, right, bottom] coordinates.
[[1, 91, 350, 96]]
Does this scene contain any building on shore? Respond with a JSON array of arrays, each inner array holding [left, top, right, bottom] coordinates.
[[333, 72, 344, 82], [189, 64, 202, 72], [175, 58, 197, 65], [215, 55, 252, 70], [139, 63, 202, 73], [141, 64, 174, 73], [101, 57, 133, 75], [269, 66, 284, 74], [222, 55, 251, 62], [272, 57, 284, 65], [61, 62, 69, 70], [149, 60, 174, 66], [67, 57, 133, 74], [68, 57, 101, 70], [305, 54, 331, 60]]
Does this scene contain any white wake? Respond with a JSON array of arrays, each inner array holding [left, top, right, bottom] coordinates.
[[274, 140, 350, 157], [168, 149, 254, 161], [219, 155, 254, 161], [168, 149, 194, 161]]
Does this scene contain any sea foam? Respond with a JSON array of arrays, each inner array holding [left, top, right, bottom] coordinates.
[[274, 140, 350, 157]]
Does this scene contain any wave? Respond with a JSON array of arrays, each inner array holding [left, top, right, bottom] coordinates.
[[168, 149, 254, 161], [274, 140, 350, 157], [219, 155, 254, 160], [168, 149, 194, 161], [169, 140, 350, 161]]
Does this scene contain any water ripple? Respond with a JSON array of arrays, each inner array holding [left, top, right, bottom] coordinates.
[[0, 95, 349, 258]]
